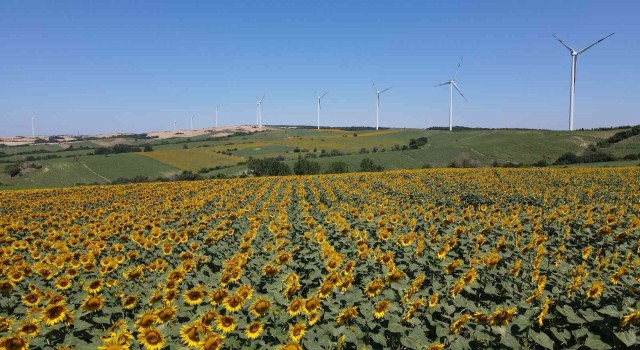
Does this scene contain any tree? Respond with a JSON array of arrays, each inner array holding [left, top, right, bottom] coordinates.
[[360, 158, 383, 172], [293, 158, 321, 175], [247, 158, 292, 177], [325, 161, 350, 174]]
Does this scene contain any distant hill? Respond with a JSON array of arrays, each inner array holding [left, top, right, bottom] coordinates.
[[1, 126, 638, 190]]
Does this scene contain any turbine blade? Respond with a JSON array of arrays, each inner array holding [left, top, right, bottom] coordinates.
[[320, 92, 328, 99], [372, 80, 379, 93], [452, 82, 468, 102], [435, 82, 450, 87], [577, 32, 615, 54], [261, 94, 265, 102], [552, 34, 575, 53], [380, 87, 392, 93], [452, 57, 463, 80]]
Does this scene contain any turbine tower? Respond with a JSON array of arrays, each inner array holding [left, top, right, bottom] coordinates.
[[215, 106, 219, 128], [256, 95, 265, 128], [317, 92, 328, 130], [435, 57, 467, 131], [553, 33, 615, 131], [191, 115, 195, 130], [173, 120, 177, 132], [372, 81, 392, 131], [31, 117, 35, 137]]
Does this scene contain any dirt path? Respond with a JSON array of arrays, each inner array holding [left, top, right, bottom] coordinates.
[[78, 160, 111, 183]]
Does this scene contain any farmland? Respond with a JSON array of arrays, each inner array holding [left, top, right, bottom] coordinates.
[[1, 167, 639, 349], [2, 126, 640, 190]]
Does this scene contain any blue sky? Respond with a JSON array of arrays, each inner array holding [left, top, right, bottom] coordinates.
[[1, 1, 638, 136]]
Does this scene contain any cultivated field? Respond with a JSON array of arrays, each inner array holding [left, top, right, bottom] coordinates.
[[0, 168, 639, 349]]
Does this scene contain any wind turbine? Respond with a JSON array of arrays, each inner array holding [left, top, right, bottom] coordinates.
[[173, 120, 177, 132], [190, 115, 195, 130], [31, 117, 35, 137], [256, 95, 265, 128], [372, 81, 392, 131], [435, 57, 467, 131], [553, 32, 615, 131], [317, 92, 328, 130], [215, 106, 219, 128]]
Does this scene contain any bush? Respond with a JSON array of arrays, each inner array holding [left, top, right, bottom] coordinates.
[[554, 152, 580, 165], [409, 137, 429, 149], [360, 158, 384, 172], [4, 164, 21, 177], [247, 158, 292, 177], [293, 158, 321, 175], [533, 160, 549, 167], [623, 153, 639, 161], [143, 144, 153, 152], [325, 161, 350, 174]]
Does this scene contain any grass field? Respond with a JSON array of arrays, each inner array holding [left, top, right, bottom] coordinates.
[[2, 126, 639, 189], [140, 148, 245, 172]]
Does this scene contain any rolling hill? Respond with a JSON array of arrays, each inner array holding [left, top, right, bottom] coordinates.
[[1, 126, 638, 190]]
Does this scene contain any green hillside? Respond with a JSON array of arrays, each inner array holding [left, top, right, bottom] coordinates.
[[1, 126, 638, 190]]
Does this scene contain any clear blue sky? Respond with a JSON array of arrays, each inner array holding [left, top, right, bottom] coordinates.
[[1, 1, 638, 136]]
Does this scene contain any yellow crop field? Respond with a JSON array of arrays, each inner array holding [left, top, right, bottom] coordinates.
[[140, 149, 244, 171], [0, 168, 639, 349]]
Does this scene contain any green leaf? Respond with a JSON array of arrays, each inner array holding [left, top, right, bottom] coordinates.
[[370, 332, 387, 347], [584, 334, 612, 349], [614, 330, 637, 347], [550, 327, 570, 343], [530, 330, 555, 350], [557, 305, 586, 324]]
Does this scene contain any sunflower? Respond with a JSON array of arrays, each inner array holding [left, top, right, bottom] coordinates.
[[199, 310, 218, 326], [21, 291, 41, 308], [245, 321, 264, 340], [16, 319, 40, 338], [148, 290, 163, 306], [155, 303, 177, 324], [288, 298, 304, 317], [373, 299, 390, 319], [197, 332, 225, 350], [586, 281, 604, 299], [250, 298, 272, 317], [289, 323, 306, 343], [537, 297, 552, 326], [426, 343, 445, 350], [386, 268, 405, 283], [428, 293, 439, 308], [336, 306, 358, 325], [184, 287, 206, 306], [450, 313, 470, 334], [303, 296, 321, 314], [0, 334, 29, 350], [0, 280, 15, 293], [42, 304, 68, 326], [621, 310, 640, 328], [135, 310, 157, 330], [122, 295, 137, 310], [364, 277, 384, 298], [236, 285, 254, 301], [209, 288, 228, 306], [307, 311, 320, 325], [262, 264, 280, 277], [53, 277, 72, 291], [277, 343, 303, 350], [216, 315, 237, 333], [488, 307, 517, 326], [221, 294, 243, 313], [462, 268, 478, 284], [81, 294, 105, 312], [85, 279, 103, 294], [137, 328, 165, 350], [7, 269, 24, 283], [180, 322, 210, 347]]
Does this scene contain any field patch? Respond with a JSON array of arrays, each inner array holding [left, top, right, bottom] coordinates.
[[140, 148, 244, 171]]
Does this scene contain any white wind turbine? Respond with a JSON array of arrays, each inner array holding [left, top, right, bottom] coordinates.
[[190, 115, 195, 130], [215, 106, 219, 128], [372, 81, 392, 131], [256, 95, 265, 127], [553, 32, 615, 131], [173, 120, 177, 132], [435, 57, 467, 131], [31, 117, 35, 137], [317, 92, 328, 130]]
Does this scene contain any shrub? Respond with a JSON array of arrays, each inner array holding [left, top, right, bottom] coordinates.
[[293, 158, 321, 175], [360, 158, 384, 172]]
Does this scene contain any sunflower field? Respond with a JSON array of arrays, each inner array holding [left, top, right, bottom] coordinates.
[[0, 168, 639, 349]]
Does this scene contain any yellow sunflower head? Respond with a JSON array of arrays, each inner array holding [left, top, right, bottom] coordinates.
[[81, 294, 105, 312], [289, 323, 306, 343], [250, 298, 272, 317], [216, 315, 237, 333], [373, 299, 390, 319], [245, 321, 264, 340], [137, 328, 165, 350]]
